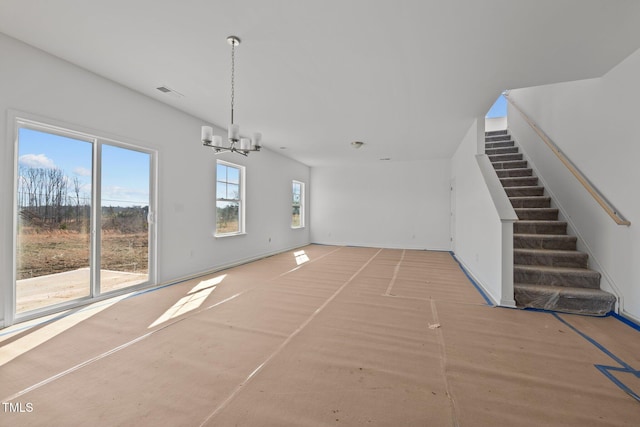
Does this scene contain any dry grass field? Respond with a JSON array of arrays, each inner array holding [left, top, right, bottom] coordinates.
[[216, 219, 239, 234], [17, 229, 148, 280]]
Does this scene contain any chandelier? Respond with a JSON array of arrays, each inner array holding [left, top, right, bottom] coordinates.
[[201, 36, 261, 156]]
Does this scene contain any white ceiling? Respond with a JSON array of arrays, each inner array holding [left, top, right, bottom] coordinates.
[[1, 0, 640, 166]]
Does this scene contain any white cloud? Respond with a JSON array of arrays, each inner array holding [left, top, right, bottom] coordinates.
[[102, 185, 149, 206], [19, 153, 55, 168], [73, 166, 91, 177]]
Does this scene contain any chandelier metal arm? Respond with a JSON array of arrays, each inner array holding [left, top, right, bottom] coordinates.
[[202, 139, 260, 156]]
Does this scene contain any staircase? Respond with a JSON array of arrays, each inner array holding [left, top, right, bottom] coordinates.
[[485, 129, 616, 316]]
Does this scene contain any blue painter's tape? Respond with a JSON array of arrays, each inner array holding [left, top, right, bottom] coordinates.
[[553, 312, 640, 403], [553, 312, 631, 370], [448, 251, 493, 306], [596, 365, 640, 403], [608, 312, 640, 333]]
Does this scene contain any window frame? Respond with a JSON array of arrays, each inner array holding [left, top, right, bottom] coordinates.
[[291, 180, 305, 229], [215, 159, 245, 237]]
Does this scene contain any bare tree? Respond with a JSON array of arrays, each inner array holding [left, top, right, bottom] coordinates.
[[47, 168, 67, 224], [73, 176, 82, 223]]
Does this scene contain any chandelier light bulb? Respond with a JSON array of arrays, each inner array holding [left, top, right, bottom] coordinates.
[[201, 126, 213, 143], [229, 124, 240, 141]]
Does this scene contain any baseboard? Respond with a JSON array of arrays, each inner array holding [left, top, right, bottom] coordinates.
[[309, 240, 450, 251], [159, 243, 311, 290], [618, 310, 640, 329], [450, 252, 498, 306]]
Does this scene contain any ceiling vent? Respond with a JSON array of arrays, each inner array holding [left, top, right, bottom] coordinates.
[[156, 86, 184, 98]]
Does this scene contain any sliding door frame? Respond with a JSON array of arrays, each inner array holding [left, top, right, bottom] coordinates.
[[7, 110, 158, 326]]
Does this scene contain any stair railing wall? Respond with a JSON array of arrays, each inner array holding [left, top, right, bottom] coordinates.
[[451, 117, 517, 307], [504, 93, 630, 226], [475, 153, 518, 307]]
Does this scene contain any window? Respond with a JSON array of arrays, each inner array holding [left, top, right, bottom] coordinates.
[[14, 117, 155, 318], [216, 160, 244, 235], [292, 180, 304, 228]]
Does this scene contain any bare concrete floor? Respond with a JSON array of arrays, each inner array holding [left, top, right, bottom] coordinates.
[[16, 268, 148, 313]]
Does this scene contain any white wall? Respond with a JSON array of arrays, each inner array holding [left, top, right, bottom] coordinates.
[[310, 160, 451, 250], [508, 47, 640, 322], [0, 33, 310, 326], [485, 117, 507, 132], [450, 119, 517, 306]]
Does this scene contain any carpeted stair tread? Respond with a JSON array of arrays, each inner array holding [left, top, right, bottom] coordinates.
[[496, 168, 533, 178], [505, 186, 545, 197], [514, 283, 616, 315], [500, 176, 539, 187], [486, 147, 519, 156], [509, 196, 551, 208], [485, 130, 508, 136], [514, 233, 577, 250], [489, 153, 524, 162], [486, 141, 515, 149], [492, 160, 528, 170], [486, 134, 512, 142], [514, 265, 601, 289], [514, 208, 559, 220], [513, 220, 567, 234], [514, 248, 588, 268]]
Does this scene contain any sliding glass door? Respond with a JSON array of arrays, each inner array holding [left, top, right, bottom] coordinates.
[[15, 120, 154, 317], [100, 144, 150, 292], [16, 127, 93, 313]]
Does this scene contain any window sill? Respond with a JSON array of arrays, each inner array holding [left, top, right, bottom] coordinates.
[[291, 226, 306, 230], [213, 232, 247, 239]]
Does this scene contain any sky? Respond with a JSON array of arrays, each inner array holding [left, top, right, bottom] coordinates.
[[18, 128, 150, 207], [485, 94, 507, 118]]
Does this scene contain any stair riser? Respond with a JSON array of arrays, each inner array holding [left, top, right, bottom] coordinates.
[[485, 141, 514, 149], [486, 147, 519, 156], [486, 135, 512, 142], [514, 287, 615, 315], [514, 268, 601, 289], [505, 187, 544, 197], [490, 153, 524, 162], [514, 252, 588, 269], [493, 160, 528, 170], [514, 235, 577, 250], [515, 209, 559, 220], [501, 177, 539, 187], [514, 222, 567, 234], [496, 169, 533, 178], [510, 197, 551, 208]]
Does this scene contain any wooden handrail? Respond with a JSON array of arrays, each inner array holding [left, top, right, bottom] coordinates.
[[504, 93, 631, 226]]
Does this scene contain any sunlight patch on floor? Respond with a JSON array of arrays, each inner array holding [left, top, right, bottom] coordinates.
[[0, 293, 131, 366], [294, 250, 310, 265], [148, 275, 226, 328]]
